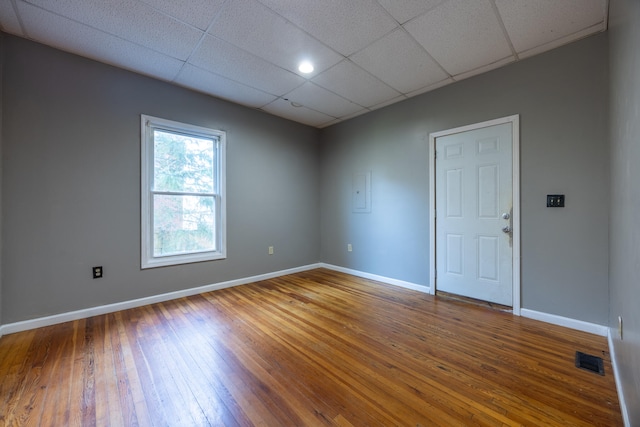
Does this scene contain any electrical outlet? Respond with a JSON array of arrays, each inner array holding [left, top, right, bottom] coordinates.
[[268, 246, 274, 255], [618, 316, 623, 340], [347, 244, 353, 252], [92, 266, 103, 279]]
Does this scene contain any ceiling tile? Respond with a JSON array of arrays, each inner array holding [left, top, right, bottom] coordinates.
[[369, 94, 408, 111], [175, 64, 277, 108], [376, 0, 445, 24], [16, 1, 184, 81], [23, 0, 203, 60], [453, 56, 516, 82], [0, 1, 24, 36], [517, 24, 606, 60], [334, 108, 372, 123], [313, 60, 401, 108], [404, 0, 512, 76], [209, 0, 343, 76], [495, 0, 606, 53], [318, 118, 343, 128], [405, 77, 454, 98], [261, 98, 335, 127], [350, 28, 448, 94], [282, 82, 365, 118], [189, 35, 305, 96], [138, 0, 226, 30], [257, 0, 397, 56]]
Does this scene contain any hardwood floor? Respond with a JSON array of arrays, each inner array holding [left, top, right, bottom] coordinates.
[[0, 269, 622, 426]]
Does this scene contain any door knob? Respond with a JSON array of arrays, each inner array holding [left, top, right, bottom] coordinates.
[[502, 226, 512, 234], [502, 212, 510, 220]]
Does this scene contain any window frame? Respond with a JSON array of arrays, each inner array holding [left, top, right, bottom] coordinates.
[[141, 114, 226, 269]]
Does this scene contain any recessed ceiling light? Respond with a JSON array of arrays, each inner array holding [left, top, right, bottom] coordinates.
[[298, 61, 314, 74]]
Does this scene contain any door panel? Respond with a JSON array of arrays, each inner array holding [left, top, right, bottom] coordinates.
[[435, 122, 513, 306], [478, 164, 498, 218], [446, 168, 463, 217], [478, 235, 498, 281], [446, 234, 463, 275]]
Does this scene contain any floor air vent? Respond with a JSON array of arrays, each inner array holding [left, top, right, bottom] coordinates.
[[575, 351, 604, 375]]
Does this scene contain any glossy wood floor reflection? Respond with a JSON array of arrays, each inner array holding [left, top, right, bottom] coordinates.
[[0, 269, 622, 426]]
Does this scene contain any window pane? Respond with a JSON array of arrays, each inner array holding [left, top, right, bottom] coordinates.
[[153, 194, 216, 256], [154, 130, 215, 193]]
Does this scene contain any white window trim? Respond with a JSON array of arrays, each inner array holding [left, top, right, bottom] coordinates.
[[141, 114, 226, 269]]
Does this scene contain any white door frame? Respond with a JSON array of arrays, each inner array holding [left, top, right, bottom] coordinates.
[[429, 115, 521, 315]]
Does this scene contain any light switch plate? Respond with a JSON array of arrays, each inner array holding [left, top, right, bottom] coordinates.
[[547, 194, 565, 207]]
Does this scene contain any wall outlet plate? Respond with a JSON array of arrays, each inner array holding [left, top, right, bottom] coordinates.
[[92, 266, 103, 279]]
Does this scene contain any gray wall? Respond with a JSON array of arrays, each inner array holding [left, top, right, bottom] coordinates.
[[320, 33, 610, 325], [1, 36, 320, 324], [609, 0, 640, 423]]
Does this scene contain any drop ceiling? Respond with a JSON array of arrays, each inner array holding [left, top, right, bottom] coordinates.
[[0, 0, 608, 128]]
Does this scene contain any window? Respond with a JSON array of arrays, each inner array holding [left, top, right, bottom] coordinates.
[[141, 115, 226, 268]]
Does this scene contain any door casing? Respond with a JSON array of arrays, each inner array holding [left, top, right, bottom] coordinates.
[[428, 115, 521, 315]]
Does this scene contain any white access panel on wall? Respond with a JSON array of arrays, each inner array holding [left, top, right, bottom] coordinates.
[[353, 171, 371, 213]]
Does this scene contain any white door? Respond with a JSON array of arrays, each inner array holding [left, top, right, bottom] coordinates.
[[434, 122, 513, 306]]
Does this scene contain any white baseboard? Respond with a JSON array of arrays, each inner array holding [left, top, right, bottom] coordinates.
[[520, 308, 608, 336], [608, 329, 631, 427], [0, 264, 608, 345], [0, 263, 322, 337], [319, 263, 430, 293], [320, 267, 608, 337]]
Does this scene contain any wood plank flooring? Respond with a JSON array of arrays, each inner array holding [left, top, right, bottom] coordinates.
[[0, 269, 622, 426]]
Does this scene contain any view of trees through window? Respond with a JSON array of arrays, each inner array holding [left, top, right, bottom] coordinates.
[[152, 130, 217, 257]]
